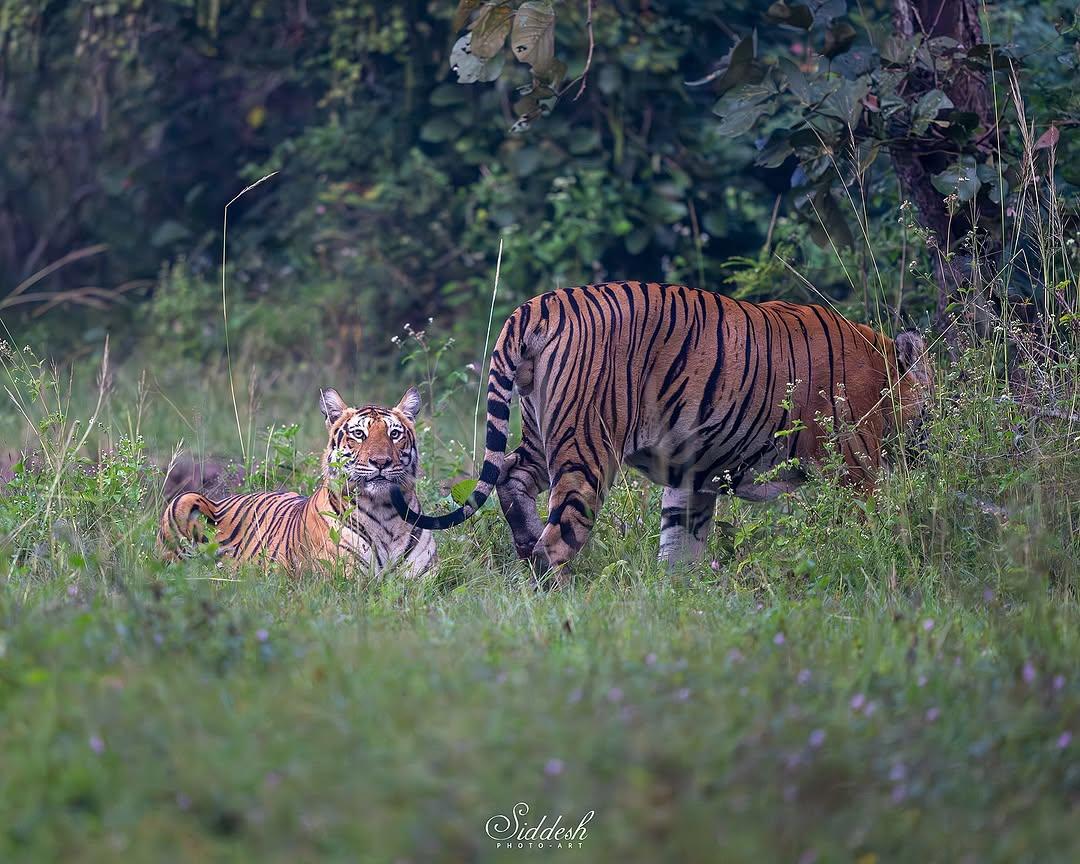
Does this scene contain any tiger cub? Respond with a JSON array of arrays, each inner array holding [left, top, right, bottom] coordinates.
[[391, 282, 932, 577], [160, 387, 435, 577]]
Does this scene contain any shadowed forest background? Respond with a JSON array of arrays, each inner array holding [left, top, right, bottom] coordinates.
[[2, 0, 1075, 377], [0, 2, 1078, 861]]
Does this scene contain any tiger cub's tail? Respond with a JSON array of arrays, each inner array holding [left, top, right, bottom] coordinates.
[[158, 492, 217, 561]]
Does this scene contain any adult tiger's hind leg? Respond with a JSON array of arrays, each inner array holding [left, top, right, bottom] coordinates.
[[658, 487, 717, 567], [531, 443, 614, 581]]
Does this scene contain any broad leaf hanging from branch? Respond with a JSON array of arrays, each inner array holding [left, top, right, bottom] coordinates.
[[447, 0, 573, 131]]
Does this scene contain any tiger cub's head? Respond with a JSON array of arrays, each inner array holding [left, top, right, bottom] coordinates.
[[318, 387, 422, 497]]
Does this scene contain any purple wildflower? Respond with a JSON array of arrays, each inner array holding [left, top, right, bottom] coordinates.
[[797, 669, 812, 685], [850, 693, 866, 712], [1056, 731, 1072, 750], [773, 632, 786, 646], [922, 618, 935, 632], [925, 706, 940, 723], [544, 758, 564, 776], [89, 734, 105, 754], [1022, 661, 1036, 685], [808, 729, 826, 748]]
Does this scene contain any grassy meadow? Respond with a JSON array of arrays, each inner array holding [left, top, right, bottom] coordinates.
[[0, 322, 1077, 863], [3, 0, 1079, 860]]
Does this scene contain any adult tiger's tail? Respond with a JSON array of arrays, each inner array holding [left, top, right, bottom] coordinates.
[[390, 303, 537, 530], [158, 491, 217, 560]]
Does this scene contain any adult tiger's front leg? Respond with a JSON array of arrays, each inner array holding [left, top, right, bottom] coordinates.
[[658, 487, 717, 567]]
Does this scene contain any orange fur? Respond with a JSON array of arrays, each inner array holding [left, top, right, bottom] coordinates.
[[393, 282, 932, 575], [160, 388, 435, 576]]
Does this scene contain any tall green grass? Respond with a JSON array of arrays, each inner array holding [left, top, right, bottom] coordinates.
[[1, 68, 1078, 863]]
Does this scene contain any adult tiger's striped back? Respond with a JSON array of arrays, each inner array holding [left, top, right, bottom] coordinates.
[[161, 387, 435, 577], [391, 282, 931, 578]]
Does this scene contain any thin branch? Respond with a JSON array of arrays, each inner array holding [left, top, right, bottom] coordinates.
[[574, 0, 596, 101]]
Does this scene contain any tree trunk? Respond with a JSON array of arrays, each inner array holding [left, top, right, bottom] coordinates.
[[891, 0, 992, 336]]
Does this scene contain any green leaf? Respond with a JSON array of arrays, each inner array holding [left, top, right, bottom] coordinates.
[[470, 3, 513, 59], [819, 77, 868, 127], [451, 478, 477, 506], [714, 32, 758, 94], [976, 162, 1008, 204], [881, 35, 914, 65], [755, 135, 794, 168], [510, 1, 556, 73], [419, 115, 461, 143], [151, 220, 191, 247], [714, 101, 771, 137], [429, 84, 466, 107], [911, 89, 954, 135], [780, 57, 837, 105], [450, 33, 506, 84], [766, 2, 814, 29], [823, 22, 857, 58], [931, 156, 980, 202]]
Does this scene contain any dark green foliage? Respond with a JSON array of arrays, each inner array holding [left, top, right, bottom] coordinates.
[[2, 1, 1074, 364], [706, 0, 1079, 260]]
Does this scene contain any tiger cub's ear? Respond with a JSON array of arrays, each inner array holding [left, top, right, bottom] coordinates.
[[395, 387, 422, 422], [319, 388, 348, 427]]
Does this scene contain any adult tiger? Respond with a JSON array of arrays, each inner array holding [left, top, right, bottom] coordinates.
[[160, 387, 435, 577], [391, 282, 931, 576]]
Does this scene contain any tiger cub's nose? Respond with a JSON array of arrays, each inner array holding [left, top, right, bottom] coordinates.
[[370, 455, 393, 470]]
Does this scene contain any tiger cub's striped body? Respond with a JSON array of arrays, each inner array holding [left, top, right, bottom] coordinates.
[[160, 388, 435, 577], [392, 282, 931, 577]]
